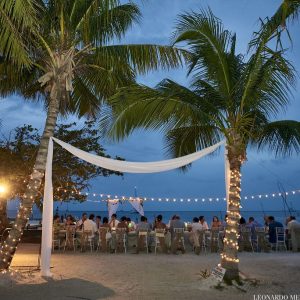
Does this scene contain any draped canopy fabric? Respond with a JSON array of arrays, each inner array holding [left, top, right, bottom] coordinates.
[[52, 137, 224, 173], [129, 199, 144, 216], [108, 200, 120, 220], [41, 137, 225, 276]]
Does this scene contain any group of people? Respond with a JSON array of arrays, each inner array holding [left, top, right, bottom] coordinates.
[[238, 215, 299, 247], [53, 212, 299, 253]]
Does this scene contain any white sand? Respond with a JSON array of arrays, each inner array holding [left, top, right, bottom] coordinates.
[[1, 249, 300, 300]]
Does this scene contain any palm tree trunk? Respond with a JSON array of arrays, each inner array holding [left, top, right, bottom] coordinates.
[[0, 199, 9, 233], [0, 95, 59, 270], [221, 143, 243, 282]]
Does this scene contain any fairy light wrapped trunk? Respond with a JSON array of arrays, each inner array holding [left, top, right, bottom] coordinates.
[[221, 136, 246, 281], [0, 84, 61, 270]]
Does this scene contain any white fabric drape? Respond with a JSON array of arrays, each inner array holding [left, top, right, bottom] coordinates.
[[40, 137, 224, 276], [108, 200, 119, 220], [52, 137, 224, 173], [129, 199, 144, 216], [41, 138, 54, 277]]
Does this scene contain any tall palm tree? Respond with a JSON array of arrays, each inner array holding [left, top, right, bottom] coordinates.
[[101, 8, 300, 281], [0, 0, 183, 270], [0, 0, 39, 67]]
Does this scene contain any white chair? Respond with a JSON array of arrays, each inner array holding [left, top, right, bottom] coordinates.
[[64, 226, 76, 251], [275, 227, 287, 251], [172, 228, 185, 253], [81, 230, 94, 252], [240, 227, 254, 252], [97, 227, 111, 252], [154, 229, 166, 254], [255, 227, 268, 252], [138, 230, 149, 253], [115, 228, 127, 253], [52, 231, 61, 251], [191, 230, 205, 254], [210, 228, 224, 252]]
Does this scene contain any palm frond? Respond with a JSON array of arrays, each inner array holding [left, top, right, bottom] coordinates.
[[100, 82, 212, 141], [249, 0, 300, 50], [96, 44, 184, 74], [73, 1, 141, 45], [173, 8, 234, 99], [253, 120, 300, 156], [164, 125, 222, 158], [0, 0, 41, 67]]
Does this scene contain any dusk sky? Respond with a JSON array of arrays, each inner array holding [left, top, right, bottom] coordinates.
[[2, 0, 300, 212]]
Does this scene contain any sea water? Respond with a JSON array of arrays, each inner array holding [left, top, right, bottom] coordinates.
[[7, 209, 300, 226]]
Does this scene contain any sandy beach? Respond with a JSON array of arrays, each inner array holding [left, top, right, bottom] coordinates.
[[1, 245, 300, 300]]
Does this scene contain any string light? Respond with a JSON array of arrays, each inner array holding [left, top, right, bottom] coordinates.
[[23, 185, 300, 203]]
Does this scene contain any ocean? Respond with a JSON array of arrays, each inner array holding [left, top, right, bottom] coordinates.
[[7, 209, 300, 226]]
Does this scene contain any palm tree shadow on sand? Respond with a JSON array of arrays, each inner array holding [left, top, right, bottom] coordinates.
[[0, 277, 115, 300]]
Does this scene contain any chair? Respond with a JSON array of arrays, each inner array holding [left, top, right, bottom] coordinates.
[[154, 229, 166, 254], [239, 227, 254, 252], [255, 227, 269, 252], [115, 228, 127, 253], [210, 228, 222, 253], [64, 226, 76, 251], [193, 230, 206, 254], [52, 230, 61, 251], [171, 228, 185, 254], [275, 227, 287, 251], [81, 230, 94, 252], [98, 227, 111, 252], [138, 230, 149, 253]]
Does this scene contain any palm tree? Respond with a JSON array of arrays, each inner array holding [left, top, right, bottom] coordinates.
[[0, 0, 39, 67], [101, 9, 300, 281], [0, 0, 183, 270]]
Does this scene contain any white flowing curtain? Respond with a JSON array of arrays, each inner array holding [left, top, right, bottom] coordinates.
[[107, 200, 120, 220], [129, 198, 144, 216], [41, 137, 226, 276]]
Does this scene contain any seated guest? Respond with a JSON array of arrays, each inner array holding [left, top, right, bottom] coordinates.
[[211, 216, 222, 229], [65, 215, 75, 227], [76, 212, 87, 230], [127, 217, 136, 232], [221, 214, 228, 228], [170, 215, 185, 254], [247, 217, 262, 241], [190, 217, 203, 253], [53, 215, 61, 234], [286, 216, 299, 242], [199, 216, 209, 230], [239, 217, 247, 230], [287, 216, 299, 232], [101, 217, 110, 228], [267, 216, 283, 244], [83, 214, 98, 237], [191, 217, 202, 232], [136, 216, 151, 253], [99, 217, 111, 252], [95, 216, 102, 229], [153, 215, 167, 230], [109, 214, 119, 230], [136, 216, 151, 232], [170, 215, 185, 231], [117, 216, 128, 231], [167, 214, 177, 228], [153, 215, 168, 253]]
